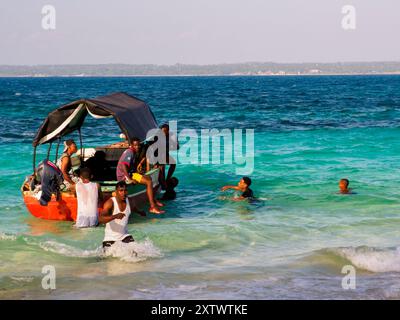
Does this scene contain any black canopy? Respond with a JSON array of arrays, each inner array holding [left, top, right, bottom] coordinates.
[[33, 92, 158, 147]]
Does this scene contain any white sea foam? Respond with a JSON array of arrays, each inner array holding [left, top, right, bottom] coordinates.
[[103, 238, 163, 262], [37, 238, 162, 262], [333, 246, 400, 273], [10, 276, 34, 283], [0, 232, 17, 241], [38, 240, 102, 258]]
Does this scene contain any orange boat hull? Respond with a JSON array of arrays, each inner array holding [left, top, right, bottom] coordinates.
[[23, 193, 79, 221], [22, 168, 161, 221], [23, 185, 160, 221]]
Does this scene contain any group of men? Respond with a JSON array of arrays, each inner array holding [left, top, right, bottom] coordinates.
[[56, 124, 179, 249]]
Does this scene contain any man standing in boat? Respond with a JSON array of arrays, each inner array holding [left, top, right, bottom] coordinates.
[[57, 139, 79, 192], [116, 137, 165, 214], [159, 123, 179, 190]]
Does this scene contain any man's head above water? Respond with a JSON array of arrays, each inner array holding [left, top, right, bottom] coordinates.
[[339, 178, 350, 193]]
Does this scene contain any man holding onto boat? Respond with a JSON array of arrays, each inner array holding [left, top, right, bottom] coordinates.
[[116, 137, 165, 214], [75, 167, 102, 228]]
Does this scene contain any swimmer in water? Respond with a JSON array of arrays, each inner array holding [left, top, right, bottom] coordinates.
[[338, 178, 355, 194], [221, 177, 254, 201]]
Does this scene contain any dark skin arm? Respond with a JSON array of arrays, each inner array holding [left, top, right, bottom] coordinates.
[[221, 185, 247, 201], [120, 164, 133, 183], [136, 157, 147, 173], [146, 158, 151, 172], [60, 156, 74, 184], [221, 185, 241, 192], [97, 183, 103, 202], [98, 198, 125, 224]]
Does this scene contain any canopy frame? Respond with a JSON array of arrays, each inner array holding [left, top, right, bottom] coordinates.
[[32, 92, 158, 148], [31, 92, 158, 171]]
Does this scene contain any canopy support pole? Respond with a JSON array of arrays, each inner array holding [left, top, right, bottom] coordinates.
[[32, 147, 37, 172], [46, 142, 52, 160], [55, 137, 61, 163], [78, 129, 84, 161]]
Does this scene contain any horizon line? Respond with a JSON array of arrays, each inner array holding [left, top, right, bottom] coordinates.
[[1, 60, 400, 67]]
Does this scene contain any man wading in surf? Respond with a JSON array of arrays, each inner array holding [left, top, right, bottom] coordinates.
[[99, 181, 135, 248]]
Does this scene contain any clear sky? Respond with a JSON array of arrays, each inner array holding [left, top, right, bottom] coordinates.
[[0, 0, 399, 65]]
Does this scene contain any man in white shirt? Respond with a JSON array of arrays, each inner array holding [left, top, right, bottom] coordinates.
[[75, 167, 102, 228], [99, 181, 134, 248]]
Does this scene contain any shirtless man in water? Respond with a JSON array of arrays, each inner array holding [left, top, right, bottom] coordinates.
[[221, 177, 254, 200], [338, 178, 355, 194]]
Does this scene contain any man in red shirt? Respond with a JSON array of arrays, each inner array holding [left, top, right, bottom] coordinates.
[[117, 137, 164, 214]]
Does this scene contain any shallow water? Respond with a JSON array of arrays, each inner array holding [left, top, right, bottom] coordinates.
[[1, 75, 400, 299]]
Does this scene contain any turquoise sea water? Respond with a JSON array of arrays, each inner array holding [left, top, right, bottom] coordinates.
[[1, 75, 400, 299]]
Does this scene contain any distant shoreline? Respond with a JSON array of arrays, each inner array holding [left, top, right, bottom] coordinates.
[[1, 62, 400, 77], [1, 72, 400, 78]]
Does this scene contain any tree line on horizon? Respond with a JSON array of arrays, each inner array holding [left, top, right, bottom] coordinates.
[[0, 62, 400, 76]]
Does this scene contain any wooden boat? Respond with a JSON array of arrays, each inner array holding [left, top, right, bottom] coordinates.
[[21, 92, 161, 221]]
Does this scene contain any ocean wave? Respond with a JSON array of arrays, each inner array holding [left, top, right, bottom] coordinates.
[[0, 232, 17, 241], [9, 276, 34, 283], [0, 232, 162, 263], [327, 246, 400, 273], [38, 240, 102, 258], [36, 238, 162, 263]]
